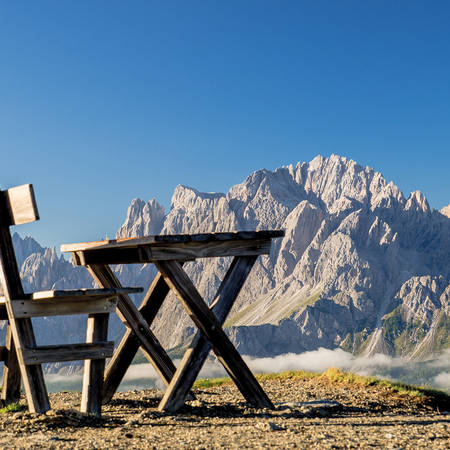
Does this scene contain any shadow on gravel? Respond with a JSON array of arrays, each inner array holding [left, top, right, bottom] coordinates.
[[333, 418, 450, 427], [107, 396, 160, 409]]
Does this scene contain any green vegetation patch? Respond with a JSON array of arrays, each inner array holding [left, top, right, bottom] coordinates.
[[433, 312, 450, 352], [279, 290, 322, 320], [224, 301, 260, 328], [303, 291, 321, 308], [225, 289, 323, 327], [321, 367, 450, 405], [382, 306, 405, 345], [194, 370, 318, 389], [193, 377, 232, 389], [380, 306, 444, 356], [193, 368, 450, 409], [167, 342, 190, 360], [340, 333, 353, 352], [0, 402, 25, 414], [256, 370, 318, 382], [393, 320, 427, 355], [341, 329, 370, 355]]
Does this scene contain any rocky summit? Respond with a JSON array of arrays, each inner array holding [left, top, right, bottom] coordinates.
[[441, 205, 450, 219], [3, 155, 450, 364]]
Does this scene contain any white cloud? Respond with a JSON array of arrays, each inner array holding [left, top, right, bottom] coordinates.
[[44, 348, 450, 394]]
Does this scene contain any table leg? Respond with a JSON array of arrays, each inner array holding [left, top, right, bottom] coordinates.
[[86, 265, 177, 403], [158, 256, 257, 412], [155, 260, 274, 410]]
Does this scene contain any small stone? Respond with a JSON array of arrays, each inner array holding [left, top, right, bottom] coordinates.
[[256, 421, 285, 432], [189, 400, 205, 408]]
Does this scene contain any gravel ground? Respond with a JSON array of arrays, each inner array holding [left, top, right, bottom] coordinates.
[[0, 375, 449, 449]]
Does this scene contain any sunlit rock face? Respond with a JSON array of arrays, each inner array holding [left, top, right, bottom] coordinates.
[[441, 204, 450, 218], [5, 155, 450, 363]]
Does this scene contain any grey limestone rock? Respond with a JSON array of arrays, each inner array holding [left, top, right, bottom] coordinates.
[[4, 155, 450, 363]]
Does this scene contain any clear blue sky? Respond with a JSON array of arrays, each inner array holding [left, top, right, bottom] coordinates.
[[1, 1, 449, 249]]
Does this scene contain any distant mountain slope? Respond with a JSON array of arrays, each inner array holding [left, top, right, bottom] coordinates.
[[117, 155, 450, 359], [3, 155, 449, 362]]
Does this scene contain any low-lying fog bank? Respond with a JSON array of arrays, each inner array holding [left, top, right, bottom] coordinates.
[[43, 348, 450, 394]]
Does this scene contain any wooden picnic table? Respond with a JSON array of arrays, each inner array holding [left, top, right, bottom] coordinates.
[[61, 230, 284, 412]]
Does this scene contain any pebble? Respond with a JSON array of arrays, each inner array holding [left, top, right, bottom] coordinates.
[[0, 377, 448, 448]]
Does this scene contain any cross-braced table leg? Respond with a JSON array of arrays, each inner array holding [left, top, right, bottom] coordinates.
[[158, 256, 259, 412], [155, 259, 274, 410], [86, 264, 177, 403]]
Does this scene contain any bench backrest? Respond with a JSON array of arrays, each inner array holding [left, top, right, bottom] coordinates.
[[0, 184, 39, 300], [0, 184, 39, 227]]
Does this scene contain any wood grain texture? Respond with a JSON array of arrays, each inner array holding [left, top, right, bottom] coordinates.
[[101, 270, 175, 403], [61, 230, 285, 253], [159, 256, 257, 412], [155, 260, 274, 410], [0, 287, 143, 303], [10, 297, 117, 318], [0, 222, 50, 412], [22, 341, 114, 364], [71, 238, 271, 265], [86, 265, 177, 403], [1, 325, 21, 404], [5, 184, 39, 225], [80, 313, 109, 417]]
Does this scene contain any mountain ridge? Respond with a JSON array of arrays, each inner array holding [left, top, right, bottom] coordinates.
[[3, 155, 449, 363]]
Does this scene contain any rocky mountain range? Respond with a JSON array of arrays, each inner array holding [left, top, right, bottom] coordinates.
[[2, 155, 449, 365], [441, 204, 450, 218]]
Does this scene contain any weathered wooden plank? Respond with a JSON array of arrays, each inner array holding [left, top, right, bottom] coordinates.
[[29, 287, 142, 299], [0, 287, 142, 303], [159, 256, 257, 412], [101, 271, 174, 403], [22, 341, 114, 364], [155, 260, 274, 410], [10, 297, 117, 318], [5, 184, 39, 225], [71, 238, 271, 266], [61, 230, 285, 253], [1, 325, 21, 403], [86, 265, 177, 402], [0, 222, 50, 413], [81, 313, 109, 417]]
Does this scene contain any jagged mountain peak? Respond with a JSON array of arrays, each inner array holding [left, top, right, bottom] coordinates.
[[116, 197, 165, 239], [171, 185, 225, 210], [441, 204, 450, 218], [3, 155, 448, 363], [405, 191, 430, 214], [12, 232, 45, 269]]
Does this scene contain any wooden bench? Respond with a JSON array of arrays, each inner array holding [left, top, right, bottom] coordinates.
[[0, 184, 142, 416]]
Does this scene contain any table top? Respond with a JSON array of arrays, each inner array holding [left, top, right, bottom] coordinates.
[[61, 230, 285, 266]]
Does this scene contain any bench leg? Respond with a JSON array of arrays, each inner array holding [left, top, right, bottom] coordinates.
[[1, 325, 21, 404], [9, 317, 50, 413], [86, 265, 177, 403], [81, 313, 108, 417]]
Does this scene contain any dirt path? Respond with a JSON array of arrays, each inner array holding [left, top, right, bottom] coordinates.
[[0, 375, 449, 449]]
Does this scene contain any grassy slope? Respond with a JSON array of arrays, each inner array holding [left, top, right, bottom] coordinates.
[[193, 367, 450, 409]]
